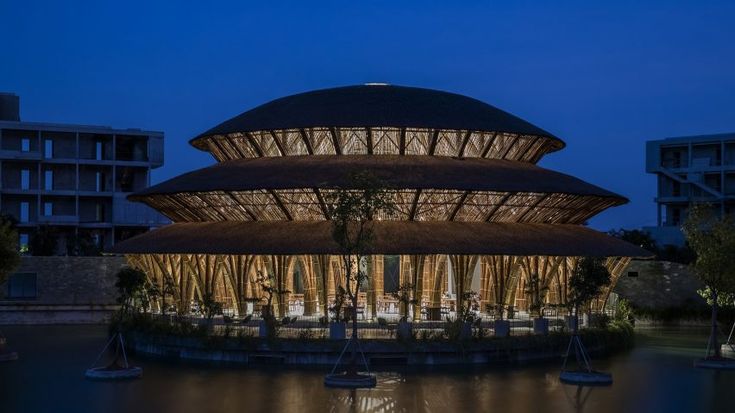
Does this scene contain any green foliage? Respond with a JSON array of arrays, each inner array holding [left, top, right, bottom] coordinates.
[[568, 257, 611, 312], [65, 232, 101, 256], [524, 273, 549, 317], [390, 282, 418, 322], [29, 225, 58, 256], [327, 171, 394, 257], [255, 270, 289, 319], [613, 298, 633, 323], [609, 228, 694, 264], [0, 218, 20, 286], [682, 204, 735, 296], [328, 285, 347, 322], [697, 286, 735, 308], [197, 291, 223, 320], [457, 291, 481, 324], [115, 267, 150, 314], [327, 171, 394, 306]]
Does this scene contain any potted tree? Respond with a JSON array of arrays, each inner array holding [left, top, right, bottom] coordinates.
[[196, 291, 223, 332], [458, 291, 481, 339], [567, 258, 611, 334], [324, 171, 394, 388], [328, 286, 347, 340], [391, 283, 418, 340], [255, 271, 288, 339], [493, 302, 511, 338], [525, 273, 549, 335], [683, 204, 735, 368]]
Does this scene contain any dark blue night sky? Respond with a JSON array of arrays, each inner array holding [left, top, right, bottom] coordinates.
[[2, 1, 734, 230]]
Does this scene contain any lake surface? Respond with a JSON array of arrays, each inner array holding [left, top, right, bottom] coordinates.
[[0, 325, 732, 413]]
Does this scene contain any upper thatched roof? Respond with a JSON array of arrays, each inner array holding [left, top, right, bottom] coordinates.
[[189, 84, 564, 152], [130, 155, 625, 201], [108, 221, 652, 258]]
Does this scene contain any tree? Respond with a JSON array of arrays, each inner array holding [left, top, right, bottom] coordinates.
[[197, 291, 223, 321], [114, 267, 149, 314], [66, 232, 101, 256], [682, 204, 735, 359], [0, 217, 21, 287], [390, 283, 418, 323], [608, 228, 658, 252], [524, 272, 549, 318], [327, 171, 393, 377], [568, 257, 611, 332], [29, 225, 58, 256], [255, 270, 289, 338]]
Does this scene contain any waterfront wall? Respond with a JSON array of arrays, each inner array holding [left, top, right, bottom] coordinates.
[[0, 256, 124, 324], [125, 328, 633, 367]]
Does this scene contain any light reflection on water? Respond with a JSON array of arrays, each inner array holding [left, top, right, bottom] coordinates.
[[0, 326, 732, 413]]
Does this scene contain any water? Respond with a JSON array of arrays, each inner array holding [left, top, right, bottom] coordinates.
[[0, 325, 732, 413]]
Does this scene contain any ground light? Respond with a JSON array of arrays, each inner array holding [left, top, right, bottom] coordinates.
[[693, 324, 735, 370], [559, 324, 613, 386], [324, 336, 377, 388], [720, 321, 735, 358], [85, 331, 142, 380]]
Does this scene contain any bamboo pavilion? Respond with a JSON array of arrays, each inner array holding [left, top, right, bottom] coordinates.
[[110, 84, 650, 321]]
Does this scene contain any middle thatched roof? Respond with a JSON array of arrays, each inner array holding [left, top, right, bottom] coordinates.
[[109, 221, 652, 258]]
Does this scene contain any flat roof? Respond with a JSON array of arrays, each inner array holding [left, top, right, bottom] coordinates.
[[0, 120, 163, 136], [648, 132, 735, 146]]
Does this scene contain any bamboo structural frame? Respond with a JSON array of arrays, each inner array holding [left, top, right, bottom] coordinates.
[[113, 84, 652, 319]]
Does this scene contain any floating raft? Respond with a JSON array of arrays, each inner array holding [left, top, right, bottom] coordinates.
[[559, 370, 613, 386], [721, 344, 734, 357], [694, 358, 735, 370], [85, 365, 142, 380], [324, 373, 377, 389], [0, 351, 18, 362]]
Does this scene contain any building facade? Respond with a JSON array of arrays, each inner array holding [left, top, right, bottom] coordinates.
[[645, 132, 735, 246], [111, 84, 649, 321], [0, 92, 168, 253]]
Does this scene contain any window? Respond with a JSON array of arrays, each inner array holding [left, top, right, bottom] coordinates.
[[5, 273, 37, 299], [95, 172, 104, 192], [95, 141, 103, 160], [44, 170, 53, 191], [44, 139, 53, 158], [95, 203, 105, 222], [19, 233, 29, 254], [43, 202, 53, 216], [21, 169, 30, 190], [21, 138, 30, 152], [20, 202, 29, 223]]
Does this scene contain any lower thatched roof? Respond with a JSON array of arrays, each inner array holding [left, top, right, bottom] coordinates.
[[108, 221, 651, 258]]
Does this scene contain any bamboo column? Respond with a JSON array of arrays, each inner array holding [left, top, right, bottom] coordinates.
[[409, 255, 426, 321], [427, 255, 448, 309], [449, 255, 479, 314], [299, 255, 319, 316], [367, 255, 384, 320], [314, 255, 331, 317], [222, 255, 257, 316], [265, 255, 294, 318]]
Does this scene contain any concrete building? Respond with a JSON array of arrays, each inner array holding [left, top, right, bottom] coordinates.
[[0, 92, 168, 254], [645, 132, 735, 246]]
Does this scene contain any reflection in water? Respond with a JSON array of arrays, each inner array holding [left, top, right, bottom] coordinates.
[[0, 326, 732, 413], [561, 385, 594, 413]]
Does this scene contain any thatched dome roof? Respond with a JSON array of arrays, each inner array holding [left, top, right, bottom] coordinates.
[[132, 155, 623, 200], [109, 221, 651, 258], [189, 84, 564, 155]]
